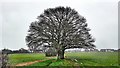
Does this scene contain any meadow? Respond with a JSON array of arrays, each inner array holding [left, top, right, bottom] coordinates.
[[8, 52, 119, 68]]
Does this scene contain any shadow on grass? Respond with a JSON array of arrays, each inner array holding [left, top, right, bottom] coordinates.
[[8, 66, 119, 68]]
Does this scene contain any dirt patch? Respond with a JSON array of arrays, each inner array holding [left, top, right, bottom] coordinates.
[[15, 60, 43, 66], [15, 57, 56, 66]]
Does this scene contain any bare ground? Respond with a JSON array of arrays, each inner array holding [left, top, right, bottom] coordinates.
[[15, 57, 55, 66], [15, 60, 44, 66]]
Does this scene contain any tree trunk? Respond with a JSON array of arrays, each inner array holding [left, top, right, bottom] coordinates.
[[57, 50, 65, 59]]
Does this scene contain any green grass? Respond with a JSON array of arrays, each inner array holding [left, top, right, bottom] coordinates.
[[29, 59, 79, 68], [30, 59, 55, 66], [65, 52, 118, 66], [8, 53, 46, 65], [8, 52, 119, 67], [49, 59, 79, 66]]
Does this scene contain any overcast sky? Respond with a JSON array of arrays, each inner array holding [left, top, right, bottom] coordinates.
[[0, 0, 119, 50]]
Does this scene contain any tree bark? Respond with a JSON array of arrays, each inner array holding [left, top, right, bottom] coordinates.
[[57, 50, 65, 59]]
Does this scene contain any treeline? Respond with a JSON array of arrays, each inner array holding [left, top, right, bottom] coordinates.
[[66, 48, 120, 52], [2, 48, 120, 54], [2, 48, 30, 54]]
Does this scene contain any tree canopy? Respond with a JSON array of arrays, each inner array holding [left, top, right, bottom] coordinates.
[[26, 6, 95, 59]]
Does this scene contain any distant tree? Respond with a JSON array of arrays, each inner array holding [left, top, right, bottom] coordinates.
[[26, 6, 95, 59], [19, 48, 29, 53], [2, 48, 12, 54], [45, 47, 57, 57]]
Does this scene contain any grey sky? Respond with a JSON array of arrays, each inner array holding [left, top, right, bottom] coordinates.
[[0, 0, 119, 50]]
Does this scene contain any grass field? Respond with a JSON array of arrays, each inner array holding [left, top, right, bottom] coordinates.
[[8, 52, 119, 68], [8, 53, 46, 65]]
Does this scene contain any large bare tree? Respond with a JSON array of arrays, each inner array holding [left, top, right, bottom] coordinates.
[[26, 6, 95, 59]]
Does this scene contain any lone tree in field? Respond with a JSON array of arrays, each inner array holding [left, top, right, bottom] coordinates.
[[26, 6, 95, 59]]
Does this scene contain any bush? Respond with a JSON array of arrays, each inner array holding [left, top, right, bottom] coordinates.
[[1, 52, 8, 68]]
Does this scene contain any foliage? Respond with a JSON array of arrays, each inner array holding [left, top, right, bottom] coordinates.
[[1, 53, 8, 68], [25, 6, 95, 59]]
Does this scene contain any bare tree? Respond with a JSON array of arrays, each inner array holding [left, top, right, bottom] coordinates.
[[26, 6, 95, 59]]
